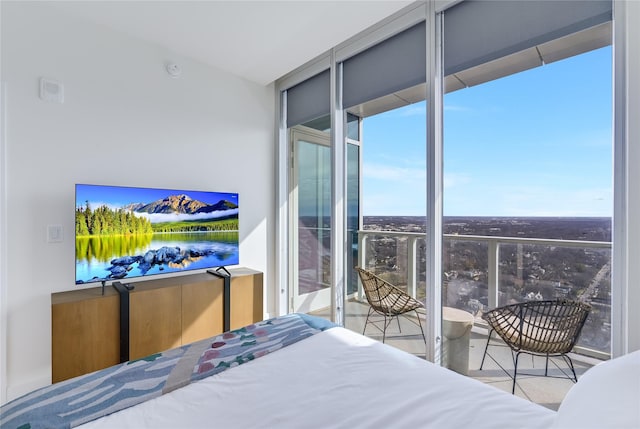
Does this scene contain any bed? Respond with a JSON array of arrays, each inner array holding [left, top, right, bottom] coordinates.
[[1, 313, 638, 429]]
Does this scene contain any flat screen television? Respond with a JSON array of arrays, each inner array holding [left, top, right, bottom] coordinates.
[[75, 184, 239, 285]]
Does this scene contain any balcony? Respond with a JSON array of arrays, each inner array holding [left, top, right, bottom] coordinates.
[[355, 230, 611, 357], [324, 229, 610, 408]]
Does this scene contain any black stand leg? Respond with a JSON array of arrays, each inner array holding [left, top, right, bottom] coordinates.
[[208, 267, 231, 332], [112, 282, 131, 363]]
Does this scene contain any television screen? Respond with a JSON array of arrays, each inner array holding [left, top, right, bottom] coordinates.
[[75, 184, 239, 284]]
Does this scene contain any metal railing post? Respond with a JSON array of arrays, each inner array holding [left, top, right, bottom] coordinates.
[[357, 232, 367, 301], [488, 239, 499, 309], [408, 236, 418, 298]]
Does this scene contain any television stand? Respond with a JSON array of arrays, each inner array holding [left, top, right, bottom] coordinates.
[[52, 268, 263, 382]]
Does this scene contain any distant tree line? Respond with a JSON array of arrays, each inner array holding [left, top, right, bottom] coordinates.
[[76, 202, 153, 237], [152, 218, 238, 233]]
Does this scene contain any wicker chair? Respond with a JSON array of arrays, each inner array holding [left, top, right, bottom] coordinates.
[[479, 299, 591, 393], [355, 267, 426, 343]]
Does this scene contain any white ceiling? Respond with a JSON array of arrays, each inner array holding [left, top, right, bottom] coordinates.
[[51, 1, 413, 86]]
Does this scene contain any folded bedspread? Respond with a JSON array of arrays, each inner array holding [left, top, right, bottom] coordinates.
[[1, 313, 334, 429]]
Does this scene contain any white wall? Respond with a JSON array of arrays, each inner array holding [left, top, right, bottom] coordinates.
[[0, 2, 275, 401]]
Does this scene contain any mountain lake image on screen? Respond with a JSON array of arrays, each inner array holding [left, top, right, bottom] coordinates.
[[75, 184, 239, 284]]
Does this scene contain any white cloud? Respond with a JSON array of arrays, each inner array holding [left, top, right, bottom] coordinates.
[[503, 187, 612, 217], [445, 183, 612, 217], [444, 104, 471, 112], [362, 162, 426, 215], [398, 104, 426, 117], [363, 162, 426, 183], [444, 172, 472, 189], [136, 208, 239, 224], [363, 192, 426, 216]]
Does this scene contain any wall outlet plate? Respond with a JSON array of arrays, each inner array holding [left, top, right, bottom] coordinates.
[[40, 78, 64, 103]]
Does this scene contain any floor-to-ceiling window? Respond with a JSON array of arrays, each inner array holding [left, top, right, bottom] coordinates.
[[442, 1, 613, 360], [339, 21, 429, 354]]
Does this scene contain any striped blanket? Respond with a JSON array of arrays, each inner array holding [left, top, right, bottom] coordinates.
[[1, 313, 335, 429]]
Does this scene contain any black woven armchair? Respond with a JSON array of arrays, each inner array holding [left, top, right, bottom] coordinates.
[[479, 299, 591, 393], [355, 267, 426, 343]]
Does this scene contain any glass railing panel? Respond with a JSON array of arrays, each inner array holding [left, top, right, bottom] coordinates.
[[442, 238, 489, 317], [362, 233, 410, 292], [356, 232, 428, 302], [499, 243, 611, 354], [353, 231, 427, 352], [416, 237, 427, 302]]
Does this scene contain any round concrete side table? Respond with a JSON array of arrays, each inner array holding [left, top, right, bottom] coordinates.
[[442, 306, 475, 375]]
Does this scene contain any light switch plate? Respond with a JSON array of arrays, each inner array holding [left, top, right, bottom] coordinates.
[[47, 225, 63, 243]]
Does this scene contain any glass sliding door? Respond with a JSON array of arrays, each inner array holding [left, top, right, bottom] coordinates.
[[284, 69, 332, 317], [290, 125, 332, 314]]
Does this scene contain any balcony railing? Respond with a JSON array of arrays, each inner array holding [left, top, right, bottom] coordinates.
[[355, 230, 612, 359]]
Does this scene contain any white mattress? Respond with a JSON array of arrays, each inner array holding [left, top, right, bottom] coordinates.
[[80, 327, 555, 429]]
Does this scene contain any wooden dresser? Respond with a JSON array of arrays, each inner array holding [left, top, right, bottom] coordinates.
[[52, 268, 263, 382]]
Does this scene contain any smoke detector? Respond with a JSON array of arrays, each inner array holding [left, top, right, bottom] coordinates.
[[166, 63, 181, 78]]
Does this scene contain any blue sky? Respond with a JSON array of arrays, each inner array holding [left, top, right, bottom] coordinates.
[[362, 46, 612, 217], [76, 184, 238, 210]]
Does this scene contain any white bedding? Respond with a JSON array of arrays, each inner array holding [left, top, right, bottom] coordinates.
[[80, 326, 554, 429]]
